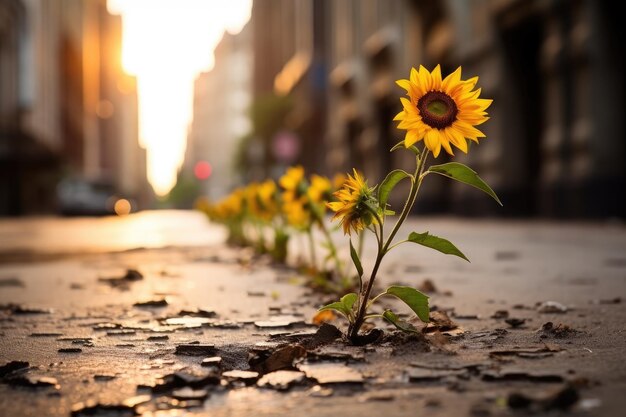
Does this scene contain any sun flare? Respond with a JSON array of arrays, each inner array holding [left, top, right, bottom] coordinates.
[[107, 0, 252, 196]]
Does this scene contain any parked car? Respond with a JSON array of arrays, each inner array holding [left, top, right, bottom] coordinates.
[[57, 179, 132, 216]]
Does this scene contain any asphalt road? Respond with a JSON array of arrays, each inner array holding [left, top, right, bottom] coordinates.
[[1, 211, 625, 416]]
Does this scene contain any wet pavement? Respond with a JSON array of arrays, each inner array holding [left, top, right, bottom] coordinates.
[[1, 211, 625, 416]]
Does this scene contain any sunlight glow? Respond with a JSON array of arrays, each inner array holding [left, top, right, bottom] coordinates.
[[107, 0, 252, 196]]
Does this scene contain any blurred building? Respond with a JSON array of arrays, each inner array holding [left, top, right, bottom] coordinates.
[[248, 0, 625, 218], [247, 0, 327, 179], [183, 24, 252, 200], [0, 0, 150, 216]]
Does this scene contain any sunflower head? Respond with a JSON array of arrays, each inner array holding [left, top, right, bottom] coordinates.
[[283, 198, 310, 229], [279, 165, 308, 202], [251, 179, 279, 221], [307, 174, 332, 204], [211, 188, 244, 221], [394, 65, 492, 157], [327, 169, 379, 235]]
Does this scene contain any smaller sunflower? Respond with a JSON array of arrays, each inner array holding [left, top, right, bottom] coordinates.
[[283, 199, 310, 229], [279, 165, 307, 203], [327, 170, 379, 235], [307, 174, 332, 205], [254, 180, 279, 221], [394, 65, 492, 157]]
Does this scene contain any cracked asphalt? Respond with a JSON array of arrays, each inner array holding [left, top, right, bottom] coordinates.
[[1, 211, 625, 416]]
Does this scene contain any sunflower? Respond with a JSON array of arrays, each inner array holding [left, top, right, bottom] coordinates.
[[251, 180, 279, 221], [327, 170, 378, 235], [283, 199, 310, 228], [279, 165, 307, 203], [307, 174, 332, 204], [394, 65, 492, 157]]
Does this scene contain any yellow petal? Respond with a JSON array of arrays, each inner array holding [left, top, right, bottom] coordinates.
[[440, 135, 454, 156], [454, 121, 486, 139], [442, 66, 462, 93], [404, 129, 422, 147], [424, 129, 441, 157], [418, 65, 432, 91], [395, 79, 412, 93], [431, 64, 442, 90], [447, 128, 468, 153], [410, 67, 419, 85], [400, 97, 418, 114], [393, 111, 406, 121]]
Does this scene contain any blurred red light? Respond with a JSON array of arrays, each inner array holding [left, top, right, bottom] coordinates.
[[194, 161, 212, 180]]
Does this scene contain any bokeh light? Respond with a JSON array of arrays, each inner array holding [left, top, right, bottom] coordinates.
[[194, 161, 212, 180], [114, 198, 132, 216]]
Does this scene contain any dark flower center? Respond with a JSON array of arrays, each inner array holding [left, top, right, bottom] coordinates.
[[417, 91, 458, 129]]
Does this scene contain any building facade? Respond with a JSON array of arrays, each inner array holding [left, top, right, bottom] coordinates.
[[184, 24, 252, 201], [248, 0, 624, 218], [0, 0, 150, 215]]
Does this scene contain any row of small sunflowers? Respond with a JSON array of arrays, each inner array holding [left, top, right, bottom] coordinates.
[[196, 166, 357, 291]]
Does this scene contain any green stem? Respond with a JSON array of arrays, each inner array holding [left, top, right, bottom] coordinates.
[[386, 239, 408, 252], [363, 203, 384, 242], [307, 228, 317, 269], [382, 150, 429, 253], [316, 215, 343, 278], [357, 230, 365, 259], [348, 249, 384, 341], [348, 149, 430, 342], [366, 291, 386, 309]]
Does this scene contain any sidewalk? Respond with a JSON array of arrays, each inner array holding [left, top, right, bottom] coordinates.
[[1, 211, 625, 416]]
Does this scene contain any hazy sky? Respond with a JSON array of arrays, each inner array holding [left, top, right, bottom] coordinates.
[[107, 0, 252, 195]]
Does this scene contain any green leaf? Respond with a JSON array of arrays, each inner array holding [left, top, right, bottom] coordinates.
[[384, 286, 430, 322], [382, 310, 420, 333], [349, 240, 363, 278], [390, 140, 420, 156], [378, 169, 411, 211], [407, 231, 469, 262], [318, 293, 358, 321], [427, 162, 502, 206]]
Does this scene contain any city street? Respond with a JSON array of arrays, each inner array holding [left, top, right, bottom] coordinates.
[[1, 211, 625, 416]]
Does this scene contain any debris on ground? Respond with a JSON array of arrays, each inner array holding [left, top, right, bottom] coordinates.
[[249, 344, 306, 373], [418, 279, 437, 293], [491, 310, 509, 319], [222, 370, 260, 384], [538, 322, 578, 338], [593, 297, 621, 305], [133, 298, 168, 307], [71, 402, 137, 417], [537, 301, 568, 314], [482, 370, 564, 383], [0, 361, 29, 377], [505, 317, 526, 328], [98, 268, 143, 288], [507, 384, 579, 411], [489, 344, 562, 360], [257, 370, 305, 390], [424, 311, 457, 332], [0, 303, 51, 314], [298, 363, 364, 384], [201, 357, 222, 368], [175, 344, 217, 356]]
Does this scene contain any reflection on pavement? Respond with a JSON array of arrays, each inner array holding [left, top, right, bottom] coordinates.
[[0, 210, 224, 255]]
